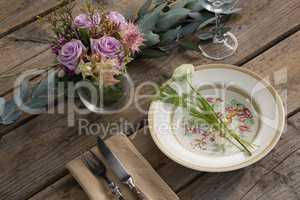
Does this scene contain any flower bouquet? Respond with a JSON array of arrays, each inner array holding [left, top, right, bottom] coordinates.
[[48, 1, 144, 107]]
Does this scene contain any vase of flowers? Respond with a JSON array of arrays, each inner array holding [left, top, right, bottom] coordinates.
[[46, 1, 144, 112]]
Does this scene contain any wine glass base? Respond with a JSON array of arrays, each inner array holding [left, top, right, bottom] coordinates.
[[198, 32, 238, 61]]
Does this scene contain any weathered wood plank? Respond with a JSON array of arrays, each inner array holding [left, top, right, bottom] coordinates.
[[29, 175, 88, 200], [241, 31, 300, 115], [288, 112, 300, 130], [1, 1, 300, 200], [0, 0, 62, 37], [242, 149, 300, 200]]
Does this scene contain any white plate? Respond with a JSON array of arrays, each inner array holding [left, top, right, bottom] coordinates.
[[148, 64, 285, 172]]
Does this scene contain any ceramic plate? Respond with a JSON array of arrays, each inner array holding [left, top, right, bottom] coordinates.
[[148, 64, 285, 172]]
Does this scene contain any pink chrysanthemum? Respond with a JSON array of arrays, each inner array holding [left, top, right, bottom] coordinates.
[[121, 23, 144, 53]]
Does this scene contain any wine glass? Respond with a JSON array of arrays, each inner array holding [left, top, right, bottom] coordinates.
[[198, 0, 240, 60]]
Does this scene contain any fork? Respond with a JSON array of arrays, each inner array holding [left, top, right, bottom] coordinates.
[[82, 150, 125, 200]]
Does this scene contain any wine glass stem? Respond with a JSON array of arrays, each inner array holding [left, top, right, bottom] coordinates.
[[214, 13, 224, 43]]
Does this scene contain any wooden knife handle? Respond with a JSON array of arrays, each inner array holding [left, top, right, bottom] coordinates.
[[124, 177, 148, 200]]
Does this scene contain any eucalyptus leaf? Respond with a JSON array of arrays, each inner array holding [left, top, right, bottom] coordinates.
[[197, 16, 216, 30], [188, 12, 202, 19], [156, 8, 190, 31], [198, 32, 214, 40], [179, 21, 202, 37], [141, 48, 168, 58], [189, 1, 204, 12], [0, 99, 22, 125], [172, 64, 195, 81], [138, 3, 166, 33], [144, 31, 160, 46], [188, 11, 214, 22], [152, 0, 165, 7], [158, 43, 178, 51], [138, 0, 153, 18], [160, 26, 181, 45], [178, 40, 199, 51], [170, 0, 196, 9]]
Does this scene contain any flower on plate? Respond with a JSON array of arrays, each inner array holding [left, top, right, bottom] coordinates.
[[58, 39, 86, 72], [121, 22, 144, 53], [106, 11, 128, 29], [91, 36, 123, 59], [74, 13, 101, 29]]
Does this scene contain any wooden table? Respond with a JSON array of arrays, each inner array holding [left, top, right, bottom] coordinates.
[[0, 0, 300, 199]]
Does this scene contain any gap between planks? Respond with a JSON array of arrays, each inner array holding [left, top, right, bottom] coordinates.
[[0, 0, 70, 39]]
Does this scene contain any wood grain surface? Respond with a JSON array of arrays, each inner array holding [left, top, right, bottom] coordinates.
[[0, 0, 300, 200]]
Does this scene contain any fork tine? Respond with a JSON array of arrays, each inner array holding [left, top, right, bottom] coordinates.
[[89, 150, 102, 163], [82, 152, 97, 173]]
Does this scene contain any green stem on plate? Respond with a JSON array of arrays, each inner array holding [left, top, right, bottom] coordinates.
[[186, 79, 254, 156]]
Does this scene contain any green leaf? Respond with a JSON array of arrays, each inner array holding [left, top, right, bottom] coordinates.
[[170, 0, 196, 9], [198, 32, 214, 40], [138, 3, 166, 33], [188, 11, 214, 21], [189, 1, 204, 11], [144, 31, 160, 46], [138, 0, 153, 18], [188, 12, 202, 19], [179, 21, 202, 37], [197, 16, 216, 31], [153, 0, 165, 6], [159, 26, 181, 45], [178, 40, 199, 51], [172, 64, 195, 81], [156, 8, 190, 31], [141, 48, 168, 58], [78, 29, 90, 48], [0, 99, 22, 125]]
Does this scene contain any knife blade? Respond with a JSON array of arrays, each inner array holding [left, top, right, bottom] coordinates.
[[96, 136, 148, 200]]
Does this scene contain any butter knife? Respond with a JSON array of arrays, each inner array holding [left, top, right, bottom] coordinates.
[[97, 136, 148, 200]]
